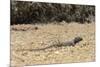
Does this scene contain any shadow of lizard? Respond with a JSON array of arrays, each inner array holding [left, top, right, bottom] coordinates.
[[16, 36, 83, 51]]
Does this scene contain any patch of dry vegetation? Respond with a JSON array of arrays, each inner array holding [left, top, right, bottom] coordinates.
[[11, 1, 95, 24], [11, 22, 95, 67]]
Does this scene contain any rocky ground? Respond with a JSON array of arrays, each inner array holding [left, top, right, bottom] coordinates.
[[10, 22, 95, 67]]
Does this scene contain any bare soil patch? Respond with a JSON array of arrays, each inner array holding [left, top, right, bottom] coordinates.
[[11, 22, 95, 67]]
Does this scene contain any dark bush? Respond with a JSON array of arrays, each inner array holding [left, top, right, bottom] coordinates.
[[11, 1, 95, 25]]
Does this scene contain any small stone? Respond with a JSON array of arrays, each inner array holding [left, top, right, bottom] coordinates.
[[34, 27, 38, 30], [55, 51, 59, 54]]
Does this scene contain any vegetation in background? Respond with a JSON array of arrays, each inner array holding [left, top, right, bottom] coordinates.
[[11, 1, 95, 25]]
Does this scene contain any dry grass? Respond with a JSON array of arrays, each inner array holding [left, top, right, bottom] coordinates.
[[11, 22, 95, 67]]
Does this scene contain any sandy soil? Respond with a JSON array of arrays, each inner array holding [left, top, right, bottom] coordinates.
[[10, 22, 95, 67]]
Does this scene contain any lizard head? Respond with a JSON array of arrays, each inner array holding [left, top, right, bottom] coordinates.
[[73, 36, 83, 44]]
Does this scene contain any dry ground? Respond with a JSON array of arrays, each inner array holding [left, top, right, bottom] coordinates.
[[10, 22, 95, 67]]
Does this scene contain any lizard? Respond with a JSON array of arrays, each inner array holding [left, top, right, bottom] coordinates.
[[16, 36, 83, 51]]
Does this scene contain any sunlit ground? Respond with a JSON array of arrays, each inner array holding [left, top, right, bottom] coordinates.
[[11, 22, 95, 67]]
